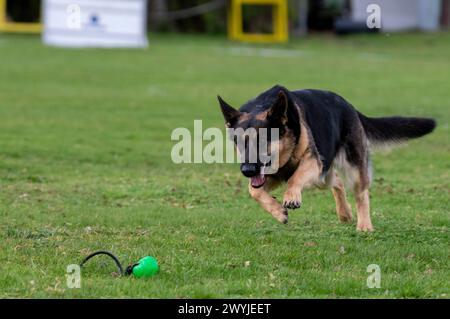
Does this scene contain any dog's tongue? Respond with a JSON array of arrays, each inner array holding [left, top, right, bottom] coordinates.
[[251, 174, 266, 188]]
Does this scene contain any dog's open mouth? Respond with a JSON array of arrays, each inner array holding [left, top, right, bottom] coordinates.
[[250, 174, 266, 188]]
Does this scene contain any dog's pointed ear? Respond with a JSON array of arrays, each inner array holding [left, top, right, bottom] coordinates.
[[267, 90, 288, 125], [218, 95, 240, 127]]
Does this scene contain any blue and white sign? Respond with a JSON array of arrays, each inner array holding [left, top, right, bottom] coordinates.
[[43, 0, 148, 48], [351, 0, 442, 32]]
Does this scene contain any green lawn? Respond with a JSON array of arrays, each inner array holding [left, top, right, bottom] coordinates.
[[0, 32, 448, 298]]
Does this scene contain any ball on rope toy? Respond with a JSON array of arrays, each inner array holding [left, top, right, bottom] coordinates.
[[80, 251, 159, 278]]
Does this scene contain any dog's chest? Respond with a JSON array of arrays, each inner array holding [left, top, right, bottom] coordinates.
[[273, 160, 298, 182]]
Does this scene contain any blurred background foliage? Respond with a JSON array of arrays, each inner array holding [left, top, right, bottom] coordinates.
[[5, 0, 348, 34], [6, 0, 41, 22]]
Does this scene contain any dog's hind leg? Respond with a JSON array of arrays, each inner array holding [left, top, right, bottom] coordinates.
[[343, 124, 373, 231], [328, 170, 353, 223], [353, 168, 373, 232], [248, 179, 288, 224]]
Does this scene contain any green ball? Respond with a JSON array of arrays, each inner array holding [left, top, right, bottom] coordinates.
[[132, 256, 159, 278]]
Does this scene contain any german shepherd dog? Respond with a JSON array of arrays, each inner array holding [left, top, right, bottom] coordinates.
[[217, 85, 436, 231]]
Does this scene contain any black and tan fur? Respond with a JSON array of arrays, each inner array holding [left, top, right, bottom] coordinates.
[[218, 85, 436, 231]]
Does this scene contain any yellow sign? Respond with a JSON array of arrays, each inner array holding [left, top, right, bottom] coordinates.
[[0, 0, 42, 33], [228, 0, 288, 43]]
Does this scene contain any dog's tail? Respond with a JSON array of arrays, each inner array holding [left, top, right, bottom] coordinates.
[[358, 112, 436, 149]]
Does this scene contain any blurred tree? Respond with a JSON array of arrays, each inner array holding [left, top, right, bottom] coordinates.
[[4, 0, 319, 35], [442, 0, 450, 29], [307, 0, 346, 30], [147, 0, 312, 36], [291, 0, 308, 35], [148, 0, 226, 33], [149, 0, 175, 31]]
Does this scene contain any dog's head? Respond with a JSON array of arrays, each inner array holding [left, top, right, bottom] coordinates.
[[217, 89, 296, 188]]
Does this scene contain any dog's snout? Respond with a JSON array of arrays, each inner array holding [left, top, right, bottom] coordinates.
[[241, 163, 258, 177]]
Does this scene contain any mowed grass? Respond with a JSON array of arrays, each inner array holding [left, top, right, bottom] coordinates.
[[0, 32, 448, 298]]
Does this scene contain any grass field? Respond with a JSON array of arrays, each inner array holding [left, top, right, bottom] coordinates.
[[0, 32, 448, 298]]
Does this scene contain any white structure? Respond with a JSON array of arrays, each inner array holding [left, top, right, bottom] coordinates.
[[43, 0, 148, 48], [351, 0, 442, 32]]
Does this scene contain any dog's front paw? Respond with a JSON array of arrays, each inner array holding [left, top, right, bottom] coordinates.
[[356, 221, 374, 232], [282, 190, 302, 210], [274, 208, 289, 224]]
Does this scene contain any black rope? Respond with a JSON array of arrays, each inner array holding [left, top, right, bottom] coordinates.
[[80, 250, 125, 276], [125, 263, 140, 276], [152, 0, 226, 21]]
